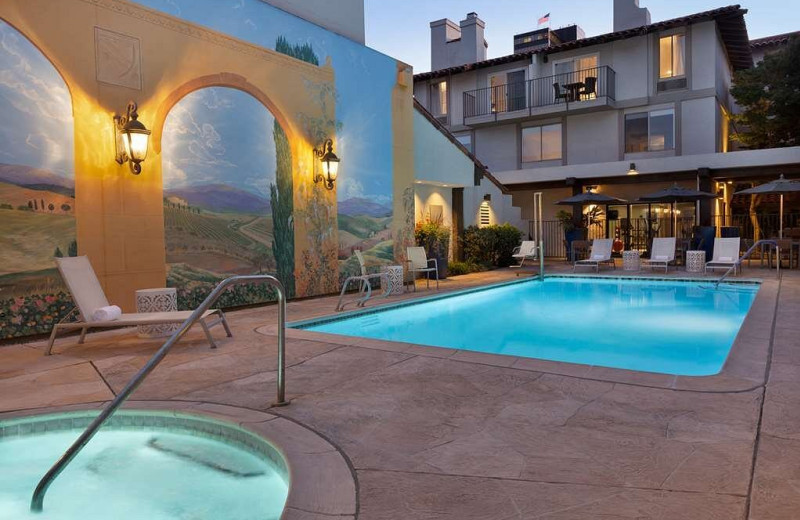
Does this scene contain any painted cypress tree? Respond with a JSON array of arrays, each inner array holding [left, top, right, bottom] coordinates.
[[67, 240, 78, 257], [269, 36, 322, 298]]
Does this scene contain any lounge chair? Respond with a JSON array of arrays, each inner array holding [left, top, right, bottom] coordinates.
[[705, 237, 741, 274], [641, 237, 676, 273], [573, 239, 615, 273], [511, 241, 538, 267], [46, 256, 231, 355], [406, 246, 439, 291]]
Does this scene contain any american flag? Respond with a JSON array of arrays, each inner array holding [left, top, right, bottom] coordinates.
[[538, 13, 550, 25]]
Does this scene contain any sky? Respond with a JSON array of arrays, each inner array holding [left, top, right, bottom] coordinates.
[[365, 0, 797, 73], [0, 21, 74, 179]]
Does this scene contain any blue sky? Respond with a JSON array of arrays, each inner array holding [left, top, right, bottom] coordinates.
[[0, 21, 73, 179], [365, 0, 797, 72], [132, 0, 397, 206], [162, 87, 276, 197]]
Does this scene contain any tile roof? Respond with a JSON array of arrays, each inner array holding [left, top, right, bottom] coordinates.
[[750, 31, 799, 48], [415, 5, 751, 81]]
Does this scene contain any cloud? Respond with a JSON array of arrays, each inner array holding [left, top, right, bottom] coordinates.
[[25, 132, 64, 160], [244, 19, 257, 30], [337, 176, 365, 200]]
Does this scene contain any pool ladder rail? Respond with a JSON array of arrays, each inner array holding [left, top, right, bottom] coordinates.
[[30, 275, 288, 514], [714, 239, 780, 288]]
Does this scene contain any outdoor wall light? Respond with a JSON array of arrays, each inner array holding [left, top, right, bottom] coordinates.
[[313, 138, 340, 190], [483, 194, 491, 201], [627, 162, 639, 176], [114, 101, 151, 175]]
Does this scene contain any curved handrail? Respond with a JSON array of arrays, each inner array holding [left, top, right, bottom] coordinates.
[[30, 275, 287, 513], [714, 239, 779, 288]]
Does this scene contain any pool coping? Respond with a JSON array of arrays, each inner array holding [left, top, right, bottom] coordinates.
[[265, 275, 778, 393], [0, 401, 357, 520]]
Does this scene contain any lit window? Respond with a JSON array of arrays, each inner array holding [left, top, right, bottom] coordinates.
[[659, 34, 685, 79], [625, 109, 674, 153], [432, 82, 448, 116], [522, 124, 562, 163]]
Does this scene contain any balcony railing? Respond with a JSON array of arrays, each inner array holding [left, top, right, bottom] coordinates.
[[463, 66, 616, 121]]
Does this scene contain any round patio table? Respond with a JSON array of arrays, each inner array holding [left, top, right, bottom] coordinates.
[[135, 287, 179, 338], [686, 250, 706, 273], [622, 250, 641, 271]]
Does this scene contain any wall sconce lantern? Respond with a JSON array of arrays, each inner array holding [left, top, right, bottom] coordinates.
[[313, 138, 340, 190], [627, 162, 639, 176], [114, 101, 151, 175], [483, 193, 491, 201]]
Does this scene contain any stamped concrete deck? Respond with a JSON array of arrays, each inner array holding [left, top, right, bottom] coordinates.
[[2, 262, 799, 519]]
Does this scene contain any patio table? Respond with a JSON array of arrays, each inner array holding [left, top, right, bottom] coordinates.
[[686, 250, 706, 273], [563, 82, 584, 102]]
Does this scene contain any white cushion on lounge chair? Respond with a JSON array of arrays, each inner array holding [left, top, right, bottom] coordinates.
[[591, 254, 605, 260], [719, 256, 733, 262], [654, 255, 669, 261]]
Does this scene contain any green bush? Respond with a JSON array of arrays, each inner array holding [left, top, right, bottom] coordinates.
[[415, 219, 450, 260], [460, 224, 522, 268], [447, 261, 484, 276]]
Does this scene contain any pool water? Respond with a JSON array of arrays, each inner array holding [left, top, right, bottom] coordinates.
[[301, 277, 759, 376], [0, 417, 288, 520]]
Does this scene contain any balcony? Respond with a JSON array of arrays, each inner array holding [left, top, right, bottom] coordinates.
[[462, 66, 616, 126]]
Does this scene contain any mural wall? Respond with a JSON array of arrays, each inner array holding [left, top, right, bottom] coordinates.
[[0, 21, 76, 338], [0, 0, 414, 339], [131, 0, 399, 280], [162, 86, 293, 308]]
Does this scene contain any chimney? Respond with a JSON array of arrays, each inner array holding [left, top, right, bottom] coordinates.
[[429, 12, 487, 70], [459, 12, 487, 64], [613, 0, 651, 32]]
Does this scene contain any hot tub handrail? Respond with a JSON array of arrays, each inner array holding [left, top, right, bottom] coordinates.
[[30, 275, 288, 513]]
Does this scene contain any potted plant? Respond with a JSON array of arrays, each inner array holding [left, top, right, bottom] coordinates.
[[556, 209, 587, 260], [415, 217, 451, 279]]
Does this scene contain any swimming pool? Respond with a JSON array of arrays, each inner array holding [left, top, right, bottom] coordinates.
[[297, 277, 759, 376], [0, 411, 288, 519]]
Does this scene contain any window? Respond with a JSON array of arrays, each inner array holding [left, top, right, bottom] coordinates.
[[431, 81, 447, 116], [521, 124, 562, 163], [659, 34, 685, 79], [455, 134, 472, 152], [625, 109, 675, 153]]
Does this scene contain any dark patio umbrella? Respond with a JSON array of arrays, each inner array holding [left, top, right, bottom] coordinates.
[[637, 183, 717, 236], [735, 175, 800, 238], [556, 192, 627, 205]]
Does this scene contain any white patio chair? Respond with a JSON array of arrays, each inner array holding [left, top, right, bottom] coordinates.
[[573, 239, 615, 273], [641, 237, 676, 273], [705, 237, 741, 275], [511, 241, 538, 268], [406, 246, 439, 291], [46, 256, 231, 355]]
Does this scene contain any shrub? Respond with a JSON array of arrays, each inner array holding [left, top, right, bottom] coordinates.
[[447, 261, 484, 276], [415, 218, 450, 260], [460, 224, 522, 268]]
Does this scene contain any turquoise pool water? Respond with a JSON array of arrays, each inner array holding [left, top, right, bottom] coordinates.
[[301, 277, 759, 376], [0, 413, 288, 520]]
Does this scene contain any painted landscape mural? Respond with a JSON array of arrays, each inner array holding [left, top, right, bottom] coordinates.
[[0, 21, 76, 338], [162, 86, 294, 308], [132, 0, 399, 280]]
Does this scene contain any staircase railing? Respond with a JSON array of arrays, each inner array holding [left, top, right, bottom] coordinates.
[[30, 275, 287, 513], [715, 240, 779, 288]]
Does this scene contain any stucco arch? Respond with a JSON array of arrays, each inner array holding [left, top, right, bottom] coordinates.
[[152, 73, 298, 155]]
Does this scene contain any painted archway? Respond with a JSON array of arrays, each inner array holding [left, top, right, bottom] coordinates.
[[0, 20, 76, 339], [161, 86, 295, 308]]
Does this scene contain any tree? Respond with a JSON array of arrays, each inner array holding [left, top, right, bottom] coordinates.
[[48, 203, 55, 211], [67, 240, 78, 257], [731, 37, 800, 149], [54, 247, 63, 258], [61, 203, 71, 212]]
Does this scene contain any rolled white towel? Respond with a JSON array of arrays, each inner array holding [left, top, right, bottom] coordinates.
[[92, 305, 122, 322]]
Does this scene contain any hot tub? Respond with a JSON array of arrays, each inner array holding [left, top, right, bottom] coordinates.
[[0, 410, 289, 519]]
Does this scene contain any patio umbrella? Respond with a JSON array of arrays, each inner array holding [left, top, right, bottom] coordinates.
[[735, 175, 800, 239], [637, 183, 717, 236], [556, 192, 627, 205]]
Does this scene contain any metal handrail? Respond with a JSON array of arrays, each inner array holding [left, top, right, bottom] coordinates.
[[30, 275, 287, 513], [715, 239, 779, 288]]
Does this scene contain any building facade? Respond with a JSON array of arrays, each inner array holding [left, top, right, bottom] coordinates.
[[414, 1, 800, 255]]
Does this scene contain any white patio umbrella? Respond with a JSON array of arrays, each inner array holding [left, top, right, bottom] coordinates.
[[735, 175, 800, 239]]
